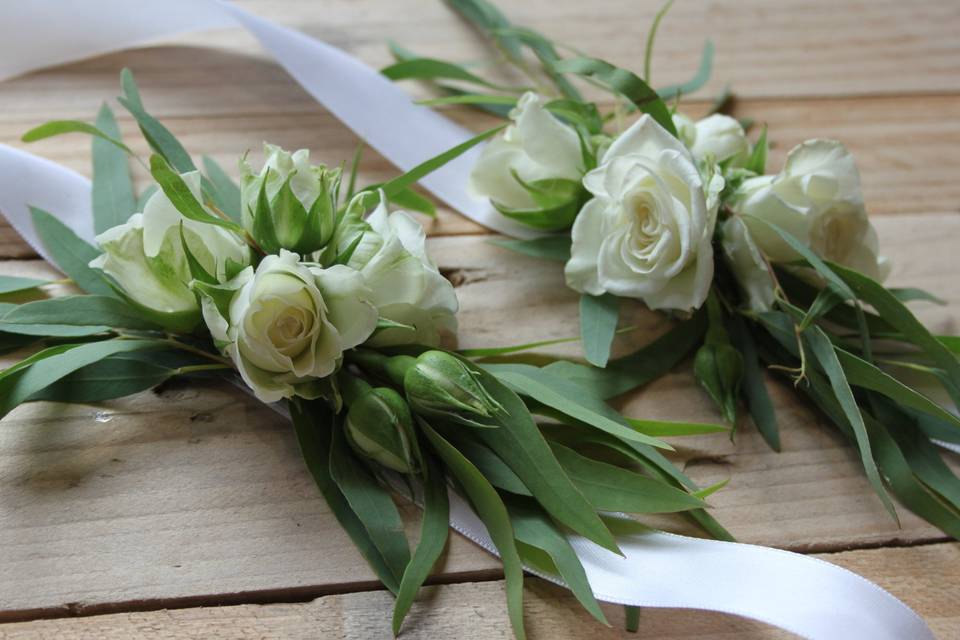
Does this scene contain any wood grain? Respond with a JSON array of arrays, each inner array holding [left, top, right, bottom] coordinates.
[[1, 543, 957, 640], [1, 214, 958, 619]]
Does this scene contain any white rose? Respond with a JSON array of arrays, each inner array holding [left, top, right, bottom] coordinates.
[[469, 91, 584, 210], [673, 113, 749, 165], [732, 139, 889, 281], [240, 144, 338, 254], [721, 216, 776, 311], [347, 200, 458, 347], [197, 250, 377, 402], [90, 171, 251, 328], [565, 114, 724, 312]]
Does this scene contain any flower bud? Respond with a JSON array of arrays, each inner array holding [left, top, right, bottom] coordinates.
[[344, 387, 417, 473], [403, 351, 503, 427], [241, 144, 339, 255]]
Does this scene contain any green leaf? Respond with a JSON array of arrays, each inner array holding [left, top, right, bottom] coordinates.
[[460, 333, 584, 358], [447, 434, 531, 496], [625, 418, 729, 437], [1, 295, 160, 331], [643, 0, 674, 83], [506, 499, 606, 625], [457, 360, 620, 553], [744, 125, 769, 175], [392, 454, 450, 635], [149, 154, 243, 233], [888, 287, 946, 306], [490, 26, 584, 101], [29, 207, 114, 296], [0, 339, 163, 418], [444, 0, 524, 63], [492, 179, 583, 232], [118, 68, 196, 173], [21, 120, 134, 155], [385, 186, 436, 217], [202, 156, 242, 223], [483, 363, 671, 449], [836, 347, 960, 430], [729, 312, 779, 450], [580, 293, 619, 368], [251, 176, 281, 254], [694, 293, 742, 423], [657, 40, 715, 101], [552, 57, 677, 137], [377, 125, 506, 199], [550, 443, 705, 513], [290, 401, 401, 593], [382, 58, 526, 92], [419, 419, 527, 640], [0, 276, 49, 296], [802, 325, 896, 519], [179, 224, 218, 285], [831, 262, 960, 391], [487, 236, 571, 262], [328, 425, 411, 589], [0, 301, 109, 337], [544, 310, 706, 399], [92, 104, 136, 234], [28, 353, 175, 403]]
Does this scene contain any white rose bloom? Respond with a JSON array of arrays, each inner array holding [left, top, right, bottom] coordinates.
[[90, 171, 251, 326], [565, 114, 724, 312], [347, 200, 458, 347], [673, 113, 749, 165], [732, 139, 889, 281], [469, 92, 584, 210], [198, 250, 377, 402], [721, 216, 777, 311]]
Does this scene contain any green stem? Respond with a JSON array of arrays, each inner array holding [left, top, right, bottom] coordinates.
[[624, 605, 641, 633], [162, 336, 234, 367], [175, 363, 232, 375], [348, 349, 417, 388]]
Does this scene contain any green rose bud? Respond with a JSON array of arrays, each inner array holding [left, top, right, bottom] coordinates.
[[241, 144, 339, 255], [344, 386, 417, 473], [403, 351, 503, 427]]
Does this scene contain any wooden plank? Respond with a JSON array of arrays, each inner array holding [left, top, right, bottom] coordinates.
[[2, 93, 959, 257], [1, 543, 957, 639], [0, 213, 958, 615], [1, 0, 957, 113]]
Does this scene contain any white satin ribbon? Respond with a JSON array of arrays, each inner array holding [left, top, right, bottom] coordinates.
[[0, 3, 937, 638], [0, 0, 537, 240]]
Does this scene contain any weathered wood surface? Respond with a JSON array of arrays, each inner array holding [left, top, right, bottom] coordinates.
[[1, 0, 959, 637], [2, 544, 958, 640]]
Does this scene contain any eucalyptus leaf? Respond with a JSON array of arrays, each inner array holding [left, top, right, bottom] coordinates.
[[445, 0, 524, 63], [643, 0, 674, 84], [92, 103, 136, 234], [579, 293, 619, 368], [0, 339, 163, 419], [888, 287, 946, 306], [744, 125, 769, 175], [483, 363, 671, 449], [149, 154, 243, 234], [202, 156, 242, 222], [2, 295, 160, 331], [30, 207, 114, 296], [544, 310, 706, 399], [382, 58, 525, 92], [392, 453, 450, 635], [551, 443, 705, 513], [449, 434, 531, 496], [625, 418, 729, 437], [487, 236, 571, 262], [506, 499, 607, 625], [729, 313, 779, 450], [552, 57, 677, 136], [657, 40, 714, 101], [290, 401, 401, 594], [802, 325, 896, 519], [328, 425, 411, 588], [119, 68, 196, 173], [0, 276, 49, 296], [27, 353, 174, 403], [458, 361, 621, 553], [419, 419, 527, 640], [21, 119, 134, 155]]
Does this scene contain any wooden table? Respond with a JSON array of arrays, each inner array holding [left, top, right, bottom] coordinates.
[[1, 1, 959, 637]]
